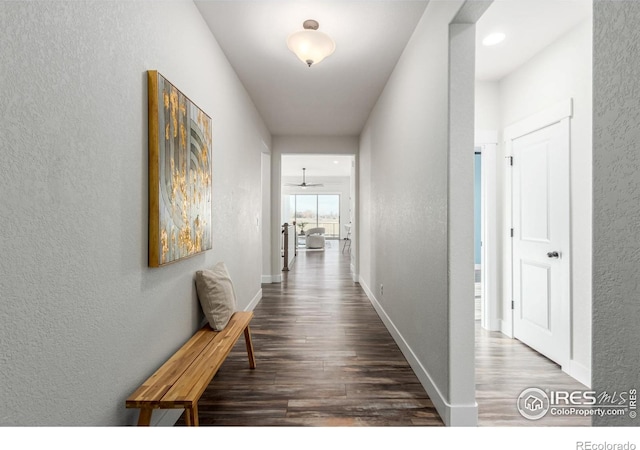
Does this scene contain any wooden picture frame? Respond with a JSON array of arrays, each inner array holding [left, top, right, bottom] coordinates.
[[148, 70, 212, 267]]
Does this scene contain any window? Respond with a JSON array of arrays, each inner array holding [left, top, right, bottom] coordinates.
[[288, 194, 340, 238]]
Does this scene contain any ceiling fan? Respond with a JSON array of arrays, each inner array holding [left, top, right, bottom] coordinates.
[[285, 168, 323, 189]]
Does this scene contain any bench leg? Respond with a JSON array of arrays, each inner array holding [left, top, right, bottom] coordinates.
[[137, 408, 153, 426], [244, 326, 256, 369], [184, 404, 199, 426]]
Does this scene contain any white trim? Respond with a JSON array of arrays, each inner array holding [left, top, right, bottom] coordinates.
[[359, 277, 477, 426], [564, 360, 591, 388], [499, 319, 513, 338], [269, 274, 282, 283], [246, 288, 262, 311], [503, 136, 515, 339], [261, 275, 274, 284], [506, 103, 573, 370], [478, 143, 500, 332], [499, 101, 574, 340], [504, 99, 573, 142]]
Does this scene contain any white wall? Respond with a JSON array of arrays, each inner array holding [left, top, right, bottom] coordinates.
[[359, 0, 476, 425], [0, 0, 270, 425], [479, 19, 592, 384], [475, 80, 500, 131], [359, 132, 372, 288], [261, 152, 272, 283], [273, 135, 359, 156], [592, 0, 640, 426]]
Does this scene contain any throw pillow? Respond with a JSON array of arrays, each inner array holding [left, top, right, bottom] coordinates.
[[195, 262, 237, 331]]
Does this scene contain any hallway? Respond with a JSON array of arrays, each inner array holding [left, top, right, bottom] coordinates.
[[176, 244, 591, 427], [177, 244, 443, 426]]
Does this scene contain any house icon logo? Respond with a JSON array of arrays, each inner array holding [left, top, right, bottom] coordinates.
[[525, 395, 544, 411], [517, 388, 550, 420]]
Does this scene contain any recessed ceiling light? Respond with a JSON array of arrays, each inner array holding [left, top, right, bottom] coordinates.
[[482, 32, 506, 47], [333, 160, 339, 164]]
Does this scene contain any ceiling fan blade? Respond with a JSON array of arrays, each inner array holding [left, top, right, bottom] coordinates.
[[283, 168, 324, 188]]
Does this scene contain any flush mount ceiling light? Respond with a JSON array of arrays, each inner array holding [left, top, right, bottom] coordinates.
[[482, 32, 506, 46], [287, 19, 336, 67]]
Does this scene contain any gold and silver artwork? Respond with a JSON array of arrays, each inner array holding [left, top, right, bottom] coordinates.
[[148, 70, 212, 267]]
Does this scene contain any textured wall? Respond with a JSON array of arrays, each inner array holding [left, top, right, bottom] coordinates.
[[447, 20, 478, 424], [592, 0, 640, 426], [358, 0, 468, 422], [0, 1, 269, 425]]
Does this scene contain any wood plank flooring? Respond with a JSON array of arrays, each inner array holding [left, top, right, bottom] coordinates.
[[474, 270, 590, 426], [176, 243, 590, 427], [476, 324, 591, 426], [176, 243, 443, 426]]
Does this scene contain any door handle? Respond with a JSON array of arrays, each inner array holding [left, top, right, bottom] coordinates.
[[547, 251, 559, 258]]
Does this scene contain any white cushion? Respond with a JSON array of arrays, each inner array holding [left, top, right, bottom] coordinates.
[[306, 234, 325, 249], [195, 262, 237, 331]]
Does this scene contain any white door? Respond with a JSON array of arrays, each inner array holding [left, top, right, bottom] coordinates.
[[512, 118, 570, 367]]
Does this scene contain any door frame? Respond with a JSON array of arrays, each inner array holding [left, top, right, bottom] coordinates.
[[503, 99, 573, 368], [474, 131, 500, 332]]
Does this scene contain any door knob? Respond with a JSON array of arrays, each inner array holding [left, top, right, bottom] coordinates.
[[547, 251, 559, 258]]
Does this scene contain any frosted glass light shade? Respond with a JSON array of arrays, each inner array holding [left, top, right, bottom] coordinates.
[[287, 29, 335, 67]]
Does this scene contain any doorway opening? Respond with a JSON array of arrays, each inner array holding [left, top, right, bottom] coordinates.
[[280, 154, 355, 269], [474, 149, 482, 322], [473, 0, 593, 425]]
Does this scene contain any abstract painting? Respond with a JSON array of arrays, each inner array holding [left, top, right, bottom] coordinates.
[[148, 70, 212, 267]]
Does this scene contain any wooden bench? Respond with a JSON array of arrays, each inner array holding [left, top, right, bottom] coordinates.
[[126, 311, 256, 426]]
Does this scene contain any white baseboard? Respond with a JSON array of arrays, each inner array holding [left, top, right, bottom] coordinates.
[[261, 275, 273, 283], [262, 274, 282, 283], [246, 288, 262, 311], [497, 319, 590, 387], [563, 360, 591, 388], [359, 277, 475, 426], [484, 318, 501, 332], [499, 319, 513, 338]]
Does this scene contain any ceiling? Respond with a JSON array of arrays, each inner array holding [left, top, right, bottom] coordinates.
[[282, 154, 353, 178], [195, 0, 592, 177], [475, 0, 592, 81], [195, 0, 429, 136]]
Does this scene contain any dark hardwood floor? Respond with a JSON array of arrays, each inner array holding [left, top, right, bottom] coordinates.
[[176, 243, 590, 427], [176, 242, 443, 426]]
